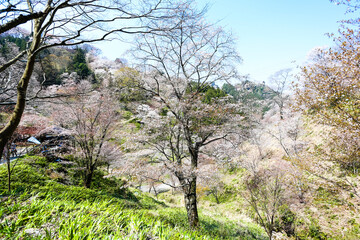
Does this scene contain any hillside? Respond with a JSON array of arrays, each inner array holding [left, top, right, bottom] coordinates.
[[1, 34, 359, 239], [0, 156, 266, 239], [2, 3, 360, 239]]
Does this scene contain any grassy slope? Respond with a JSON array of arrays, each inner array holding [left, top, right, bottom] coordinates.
[[0, 156, 266, 240], [157, 168, 267, 240], [158, 158, 360, 240]]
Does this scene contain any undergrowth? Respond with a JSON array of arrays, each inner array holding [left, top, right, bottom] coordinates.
[[0, 155, 267, 239]]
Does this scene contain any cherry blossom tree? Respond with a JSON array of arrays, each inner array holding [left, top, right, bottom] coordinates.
[[329, 0, 360, 26], [125, 4, 247, 228], [53, 84, 120, 188], [245, 169, 286, 240], [295, 28, 360, 167], [197, 164, 225, 204], [295, 27, 360, 199], [268, 68, 293, 120]]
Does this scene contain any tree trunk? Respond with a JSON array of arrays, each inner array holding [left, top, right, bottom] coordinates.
[[0, 20, 42, 160], [211, 191, 220, 204], [6, 146, 11, 192], [182, 134, 201, 228], [0, 56, 34, 158], [84, 171, 93, 188], [182, 177, 199, 229], [84, 165, 95, 188]]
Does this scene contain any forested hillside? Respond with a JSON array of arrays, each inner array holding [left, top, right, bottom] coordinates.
[[1, 0, 360, 239]]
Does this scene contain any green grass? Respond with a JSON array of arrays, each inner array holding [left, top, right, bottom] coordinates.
[[0, 184, 265, 239], [0, 156, 267, 239], [0, 189, 196, 239]]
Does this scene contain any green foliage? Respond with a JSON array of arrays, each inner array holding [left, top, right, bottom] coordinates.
[[69, 47, 92, 79], [114, 67, 147, 102], [159, 107, 169, 116], [314, 186, 342, 206], [262, 104, 271, 115], [222, 82, 275, 117], [0, 35, 28, 56], [187, 82, 227, 103], [202, 183, 237, 204], [308, 219, 327, 240], [0, 188, 163, 239], [0, 182, 265, 239], [38, 49, 63, 85], [277, 205, 296, 237], [222, 82, 273, 102], [295, 217, 329, 240], [123, 110, 133, 120], [0, 156, 48, 194], [74, 62, 92, 78], [222, 83, 240, 101], [202, 87, 227, 104], [128, 117, 142, 130]]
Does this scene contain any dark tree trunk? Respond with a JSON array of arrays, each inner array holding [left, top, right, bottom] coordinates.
[[84, 165, 95, 188], [181, 133, 201, 228], [279, 105, 284, 120], [182, 177, 199, 229], [211, 191, 220, 204], [0, 20, 42, 160], [84, 172, 93, 188]]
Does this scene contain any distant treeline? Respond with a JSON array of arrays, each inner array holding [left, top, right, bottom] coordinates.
[[0, 34, 93, 86]]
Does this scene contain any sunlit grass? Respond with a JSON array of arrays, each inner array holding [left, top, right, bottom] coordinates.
[[0, 158, 267, 239], [0, 185, 252, 239]]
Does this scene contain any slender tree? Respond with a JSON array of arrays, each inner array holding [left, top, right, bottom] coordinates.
[[269, 68, 292, 120], [245, 170, 285, 240], [53, 84, 120, 188]]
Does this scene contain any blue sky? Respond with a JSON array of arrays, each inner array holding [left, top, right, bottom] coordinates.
[[96, 0, 354, 84]]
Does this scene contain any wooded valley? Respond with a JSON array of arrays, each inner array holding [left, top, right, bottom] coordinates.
[[0, 0, 360, 239]]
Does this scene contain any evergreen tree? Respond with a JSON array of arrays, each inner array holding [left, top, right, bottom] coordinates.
[[71, 47, 92, 79]]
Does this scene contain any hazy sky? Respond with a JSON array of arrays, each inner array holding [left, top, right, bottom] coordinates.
[[96, 0, 354, 84]]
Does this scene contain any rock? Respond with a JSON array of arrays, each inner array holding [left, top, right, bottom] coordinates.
[[24, 228, 43, 236]]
